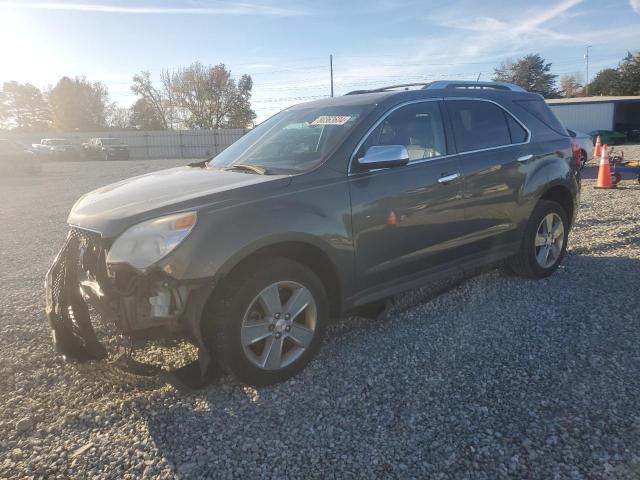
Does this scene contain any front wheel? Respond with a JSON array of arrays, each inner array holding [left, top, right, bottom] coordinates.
[[204, 258, 328, 386], [508, 200, 569, 279]]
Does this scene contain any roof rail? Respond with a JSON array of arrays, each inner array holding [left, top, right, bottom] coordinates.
[[344, 80, 527, 96], [344, 83, 431, 95], [425, 80, 526, 92]]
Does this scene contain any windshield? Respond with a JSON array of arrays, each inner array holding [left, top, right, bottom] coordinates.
[[48, 139, 69, 146], [100, 138, 122, 145], [208, 105, 368, 174]]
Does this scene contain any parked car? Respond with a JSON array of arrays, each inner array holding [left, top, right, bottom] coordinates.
[[0, 139, 41, 174], [615, 123, 640, 142], [82, 137, 130, 160], [32, 138, 80, 160], [590, 129, 626, 145], [46, 81, 580, 386], [567, 129, 593, 169]]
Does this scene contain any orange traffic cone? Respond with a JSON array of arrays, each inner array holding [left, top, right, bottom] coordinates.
[[593, 135, 601, 158], [595, 144, 615, 189], [387, 210, 398, 226]]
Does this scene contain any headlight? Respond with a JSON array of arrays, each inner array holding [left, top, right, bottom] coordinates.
[[106, 212, 197, 270]]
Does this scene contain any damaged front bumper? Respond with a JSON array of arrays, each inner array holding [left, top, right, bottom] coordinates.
[[45, 227, 212, 366]]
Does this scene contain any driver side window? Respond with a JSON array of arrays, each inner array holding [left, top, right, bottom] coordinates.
[[360, 101, 447, 162]]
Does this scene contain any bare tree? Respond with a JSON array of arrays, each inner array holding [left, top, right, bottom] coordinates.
[[559, 74, 583, 98], [108, 106, 132, 130], [131, 70, 173, 129]]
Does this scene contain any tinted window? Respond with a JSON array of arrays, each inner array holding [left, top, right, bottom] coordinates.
[[505, 113, 528, 143], [515, 99, 568, 136], [359, 101, 447, 163], [447, 100, 511, 152]]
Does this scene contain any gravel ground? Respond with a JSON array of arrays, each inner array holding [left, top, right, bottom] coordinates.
[[1, 152, 639, 479]]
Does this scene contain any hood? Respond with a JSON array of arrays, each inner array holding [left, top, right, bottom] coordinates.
[[68, 166, 291, 237]]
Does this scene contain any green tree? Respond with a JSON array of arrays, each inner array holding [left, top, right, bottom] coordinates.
[[616, 51, 640, 95], [493, 54, 558, 98], [48, 76, 111, 131], [0, 81, 50, 131], [167, 62, 256, 129], [586, 68, 621, 96], [130, 98, 165, 130]]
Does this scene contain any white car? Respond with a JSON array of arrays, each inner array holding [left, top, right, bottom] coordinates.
[[567, 129, 594, 169]]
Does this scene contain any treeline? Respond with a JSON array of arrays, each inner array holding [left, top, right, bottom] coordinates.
[[493, 51, 640, 98], [1, 52, 638, 132], [0, 62, 256, 132]]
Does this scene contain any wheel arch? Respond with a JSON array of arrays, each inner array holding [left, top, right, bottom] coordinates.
[[538, 183, 575, 227], [208, 237, 345, 321]]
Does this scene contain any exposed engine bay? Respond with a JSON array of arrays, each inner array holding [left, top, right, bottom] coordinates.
[[45, 227, 215, 386]]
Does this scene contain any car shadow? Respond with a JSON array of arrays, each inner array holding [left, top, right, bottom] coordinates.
[[132, 252, 640, 478]]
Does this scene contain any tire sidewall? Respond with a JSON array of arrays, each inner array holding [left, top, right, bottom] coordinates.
[[210, 259, 328, 386], [523, 200, 569, 278]]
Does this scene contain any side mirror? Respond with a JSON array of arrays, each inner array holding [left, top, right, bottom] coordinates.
[[359, 145, 409, 170]]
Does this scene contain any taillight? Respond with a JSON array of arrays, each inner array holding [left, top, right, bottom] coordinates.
[[571, 142, 581, 169]]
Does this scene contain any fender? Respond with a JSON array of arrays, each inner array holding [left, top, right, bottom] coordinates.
[[157, 175, 356, 301], [516, 152, 578, 242]]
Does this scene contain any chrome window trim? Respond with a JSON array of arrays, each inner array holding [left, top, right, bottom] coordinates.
[[348, 97, 531, 175]]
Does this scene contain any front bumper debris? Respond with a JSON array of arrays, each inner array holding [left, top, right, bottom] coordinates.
[[45, 227, 211, 371]]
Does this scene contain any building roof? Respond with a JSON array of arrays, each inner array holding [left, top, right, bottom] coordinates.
[[546, 96, 640, 106]]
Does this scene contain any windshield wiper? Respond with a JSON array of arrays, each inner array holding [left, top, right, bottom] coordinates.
[[223, 163, 267, 175]]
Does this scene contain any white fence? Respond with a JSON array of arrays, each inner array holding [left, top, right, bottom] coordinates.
[[4, 129, 249, 160]]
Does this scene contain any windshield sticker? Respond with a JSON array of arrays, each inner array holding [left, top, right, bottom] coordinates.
[[310, 115, 352, 126]]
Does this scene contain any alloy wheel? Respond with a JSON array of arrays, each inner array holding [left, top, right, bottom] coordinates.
[[534, 213, 565, 269], [240, 281, 317, 371]]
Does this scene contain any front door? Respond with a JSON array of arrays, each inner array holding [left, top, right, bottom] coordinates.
[[349, 100, 466, 295]]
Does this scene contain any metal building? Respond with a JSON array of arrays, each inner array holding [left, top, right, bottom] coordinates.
[[546, 96, 640, 135]]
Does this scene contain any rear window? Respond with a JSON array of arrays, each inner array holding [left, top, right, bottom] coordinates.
[[515, 99, 568, 136]]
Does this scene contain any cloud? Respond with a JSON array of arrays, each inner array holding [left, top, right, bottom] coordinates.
[[0, 1, 305, 16], [631, 0, 640, 13], [423, 0, 585, 60]]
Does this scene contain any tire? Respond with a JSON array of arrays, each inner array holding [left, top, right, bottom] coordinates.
[[612, 172, 622, 186], [508, 200, 569, 279], [580, 149, 588, 170], [203, 258, 328, 386]]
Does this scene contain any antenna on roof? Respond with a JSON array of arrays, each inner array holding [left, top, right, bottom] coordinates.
[[476, 72, 482, 82]]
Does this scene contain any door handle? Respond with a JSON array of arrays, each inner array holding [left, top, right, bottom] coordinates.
[[437, 173, 461, 184], [517, 154, 533, 163]]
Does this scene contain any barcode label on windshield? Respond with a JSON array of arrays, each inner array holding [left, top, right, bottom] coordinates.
[[310, 115, 351, 126]]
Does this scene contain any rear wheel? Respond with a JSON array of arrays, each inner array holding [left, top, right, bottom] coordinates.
[[579, 149, 588, 170], [508, 200, 569, 278], [204, 258, 328, 386]]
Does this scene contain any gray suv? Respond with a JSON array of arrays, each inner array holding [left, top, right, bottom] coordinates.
[[46, 81, 580, 386]]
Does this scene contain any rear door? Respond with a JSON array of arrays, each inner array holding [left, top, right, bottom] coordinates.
[[445, 98, 531, 255], [349, 100, 466, 294]]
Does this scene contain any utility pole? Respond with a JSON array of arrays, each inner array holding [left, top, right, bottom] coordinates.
[[584, 45, 591, 96], [330, 54, 334, 97]]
